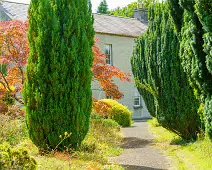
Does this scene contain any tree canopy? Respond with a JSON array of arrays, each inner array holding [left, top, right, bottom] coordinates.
[[97, 0, 108, 14]]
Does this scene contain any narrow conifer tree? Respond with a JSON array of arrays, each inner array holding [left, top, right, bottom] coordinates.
[[24, 0, 94, 150]]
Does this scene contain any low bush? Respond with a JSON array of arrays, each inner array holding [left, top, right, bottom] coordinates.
[[0, 143, 37, 170], [101, 99, 132, 127], [79, 117, 122, 161], [0, 114, 28, 145], [91, 118, 121, 131]]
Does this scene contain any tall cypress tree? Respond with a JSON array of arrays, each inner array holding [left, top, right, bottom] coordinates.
[[168, 0, 212, 139], [132, 3, 200, 140], [24, 0, 95, 150], [97, 0, 108, 14]]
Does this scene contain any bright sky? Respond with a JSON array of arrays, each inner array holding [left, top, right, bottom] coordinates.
[[7, 0, 137, 12]]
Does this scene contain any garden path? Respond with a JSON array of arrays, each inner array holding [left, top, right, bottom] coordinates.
[[110, 120, 173, 170]]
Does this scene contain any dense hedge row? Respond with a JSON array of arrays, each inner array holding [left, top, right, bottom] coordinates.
[[131, 3, 200, 139], [24, 0, 94, 150], [168, 0, 212, 139]]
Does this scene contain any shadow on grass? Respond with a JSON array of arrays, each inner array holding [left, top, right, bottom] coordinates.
[[121, 164, 166, 170], [122, 137, 153, 149]]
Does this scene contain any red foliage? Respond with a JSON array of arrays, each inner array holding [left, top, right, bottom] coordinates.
[[92, 39, 131, 100], [0, 20, 29, 105]]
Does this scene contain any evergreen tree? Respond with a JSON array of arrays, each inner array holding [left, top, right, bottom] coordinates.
[[168, 0, 212, 139], [24, 0, 95, 150], [97, 0, 108, 14], [131, 3, 200, 140]]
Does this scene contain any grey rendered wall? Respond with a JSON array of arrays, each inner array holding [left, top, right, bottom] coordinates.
[[93, 33, 151, 119]]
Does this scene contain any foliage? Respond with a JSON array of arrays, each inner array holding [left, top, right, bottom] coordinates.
[[0, 143, 37, 170], [101, 99, 132, 127], [0, 113, 123, 170], [97, 0, 108, 14], [108, 0, 157, 18], [131, 3, 200, 139], [69, 117, 123, 165], [0, 114, 28, 145], [24, 0, 95, 150], [0, 20, 29, 105], [135, 80, 156, 117], [168, 0, 212, 139], [0, 19, 129, 118], [109, 2, 138, 18], [92, 39, 131, 100], [92, 39, 131, 116], [138, 0, 158, 8]]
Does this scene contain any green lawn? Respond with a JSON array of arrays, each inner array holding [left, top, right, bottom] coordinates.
[[148, 119, 212, 170]]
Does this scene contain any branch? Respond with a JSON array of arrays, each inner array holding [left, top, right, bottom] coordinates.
[[13, 95, 24, 105], [0, 70, 12, 92]]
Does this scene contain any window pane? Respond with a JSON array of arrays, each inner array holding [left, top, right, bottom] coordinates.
[[104, 44, 112, 65]]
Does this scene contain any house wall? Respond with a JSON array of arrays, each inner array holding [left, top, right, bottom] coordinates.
[[93, 33, 151, 119]]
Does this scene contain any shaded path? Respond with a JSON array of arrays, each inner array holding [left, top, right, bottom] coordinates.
[[110, 120, 171, 170]]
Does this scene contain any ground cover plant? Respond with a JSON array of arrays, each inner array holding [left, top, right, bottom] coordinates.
[[0, 109, 124, 170], [148, 119, 212, 170]]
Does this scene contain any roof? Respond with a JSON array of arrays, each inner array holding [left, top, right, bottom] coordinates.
[[0, 1, 29, 21], [94, 14, 147, 37], [0, 1, 147, 38]]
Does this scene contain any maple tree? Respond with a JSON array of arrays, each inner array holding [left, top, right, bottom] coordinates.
[[0, 20, 130, 116], [92, 39, 131, 100], [92, 39, 131, 115], [0, 20, 29, 106]]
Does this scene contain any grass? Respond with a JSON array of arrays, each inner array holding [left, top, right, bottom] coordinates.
[[148, 118, 212, 170], [0, 114, 124, 170]]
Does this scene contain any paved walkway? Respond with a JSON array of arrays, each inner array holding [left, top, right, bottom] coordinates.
[[111, 120, 171, 170]]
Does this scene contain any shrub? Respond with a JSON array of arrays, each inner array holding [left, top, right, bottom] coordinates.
[[0, 114, 28, 145], [101, 99, 132, 127], [0, 143, 37, 170], [91, 118, 121, 131], [78, 117, 122, 164]]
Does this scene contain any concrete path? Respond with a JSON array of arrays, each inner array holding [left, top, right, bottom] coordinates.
[[111, 120, 172, 170]]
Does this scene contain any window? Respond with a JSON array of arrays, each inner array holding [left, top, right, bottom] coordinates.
[[133, 90, 142, 108], [134, 96, 141, 107], [104, 44, 112, 65]]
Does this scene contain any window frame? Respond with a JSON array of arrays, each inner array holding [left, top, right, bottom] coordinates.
[[134, 96, 141, 107], [104, 44, 112, 65]]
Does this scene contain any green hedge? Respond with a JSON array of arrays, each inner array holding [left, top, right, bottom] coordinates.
[[168, 0, 212, 139], [131, 3, 200, 140]]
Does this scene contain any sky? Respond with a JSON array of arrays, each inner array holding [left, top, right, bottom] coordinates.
[[7, 0, 137, 12]]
